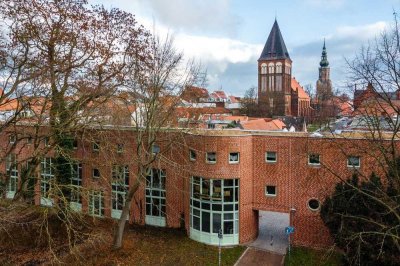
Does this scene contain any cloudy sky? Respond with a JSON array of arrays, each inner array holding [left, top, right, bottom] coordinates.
[[95, 0, 398, 96]]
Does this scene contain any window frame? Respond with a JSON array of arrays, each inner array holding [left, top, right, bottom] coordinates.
[[93, 141, 100, 152], [347, 156, 360, 168], [93, 168, 100, 179], [265, 151, 277, 163], [9, 134, 16, 144], [189, 149, 197, 161], [117, 143, 124, 154], [206, 152, 217, 164], [229, 152, 240, 164], [265, 185, 277, 197], [307, 198, 321, 211], [308, 154, 320, 166]]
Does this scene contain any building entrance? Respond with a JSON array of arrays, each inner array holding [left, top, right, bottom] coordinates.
[[250, 210, 289, 254]]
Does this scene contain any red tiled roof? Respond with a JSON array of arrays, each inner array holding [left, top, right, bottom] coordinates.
[[240, 118, 286, 131], [291, 78, 310, 99]]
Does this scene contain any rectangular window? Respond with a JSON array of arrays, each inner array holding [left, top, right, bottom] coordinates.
[[347, 156, 360, 168], [308, 154, 320, 165], [70, 163, 82, 206], [152, 144, 160, 154], [44, 137, 50, 147], [93, 168, 100, 178], [93, 141, 100, 152], [117, 144, 124, 153], [6, 154, 18, 199], [266, 151, 277, 163], [189, 149, 196, 161], [206, 152, 216, 164], [73, 139, 78, 149], [229, 152, 239, 164], [265, 185, 276, 196], [9, 135, 16, 144], [41, 157, 54, 206], [261, 76, 267, 92], [112, 165, 129, 218], [89, 191, 104, 217], [146, 169, 166, 219]]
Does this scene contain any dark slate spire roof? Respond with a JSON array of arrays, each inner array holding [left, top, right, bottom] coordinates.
[[259, 20, 290, 60], [320, 39, 329, 67]]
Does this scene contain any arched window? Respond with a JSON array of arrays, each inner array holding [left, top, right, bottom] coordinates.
[[268, 63, 275, 74], [261, 63, 267, 74], [276, 63, 282, 73]]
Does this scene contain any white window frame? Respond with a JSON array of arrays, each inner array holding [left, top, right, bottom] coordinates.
[[189, 149, 197, 161], [89, 191, 104, 217], [40, 157, 54, 206], [93, 168, 100, 178], [6, 153, 18, 199], [93, 141, 100, 152], [265, 151, 277, 163], [145, 168, 166, 227], [265, 185, 277, 197], [9, 134, 16, 144], [70, 163, 82, 211], [206, 152, 217, 164], [111, 165, 129, 219], [308, 154, 320, 166], [229, 152, 239, 164], [347, 156, 360, 168]]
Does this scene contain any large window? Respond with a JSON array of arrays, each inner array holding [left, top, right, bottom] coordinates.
[[70, 163, 82, 211], [145, 168, 166, 227], [41, 157, 54, 206], [111, 165, 129, 219], [6, 154, 18, 199], [89, 191, 104, 217], [190, 177, 239, 246]]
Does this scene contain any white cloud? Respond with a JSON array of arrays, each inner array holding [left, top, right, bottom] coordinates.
[[126, 0, 241, 36], [332, 21, 387, 40]]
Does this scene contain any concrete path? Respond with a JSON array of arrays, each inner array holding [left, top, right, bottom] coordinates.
[[235, 247, 285, 266], [249, 211, 289, 254]]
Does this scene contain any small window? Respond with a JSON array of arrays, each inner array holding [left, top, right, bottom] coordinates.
[[308, 199, 320, 211], [152, 144, 160, 154], [93, 168, 100, 178], [27, 136, 32, 145], [73, 139, 78, 149], [347, 156, 360, 168], [117, 144, 124, 153], [9, 135, 16, 144], [206, 152, 216, 164], [229, 152, 239, 164], [93, 141, 100, 152], [265, 185, 276, 197], [189, 149, 196, 161], [308, 154, 320, 165], [44, 137, 50, 147], [266, 151, 277, 163]]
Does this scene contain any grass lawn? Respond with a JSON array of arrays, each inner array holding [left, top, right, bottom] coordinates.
[[65, 223, 246, 266], [284, 246, 343, 266]]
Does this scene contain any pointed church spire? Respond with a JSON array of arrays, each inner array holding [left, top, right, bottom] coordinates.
[[320, 39, 329, 67], [259, 20, 290, 60]]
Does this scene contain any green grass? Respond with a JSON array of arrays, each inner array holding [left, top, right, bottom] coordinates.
[[307, 124, 321, 132], [285, 246, 343, 266]]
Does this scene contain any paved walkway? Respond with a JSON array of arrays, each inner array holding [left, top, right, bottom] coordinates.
[[235, 247, 285, 266], [249, 211, 289, 254]]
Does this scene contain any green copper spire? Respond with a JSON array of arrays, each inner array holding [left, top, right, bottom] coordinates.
[[320, 39, 329, 67]]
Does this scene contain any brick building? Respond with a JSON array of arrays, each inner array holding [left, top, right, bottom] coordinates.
[[258, 20, 312, 118], [1, 126, 389, 248]]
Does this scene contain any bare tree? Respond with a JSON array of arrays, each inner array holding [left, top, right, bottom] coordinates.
[[112, 34, 204, 249], [319, 13, 400, 265], [0, 0, 151, 261]]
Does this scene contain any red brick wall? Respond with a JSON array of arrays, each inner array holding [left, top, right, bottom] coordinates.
[[0, 128, 389, 248]]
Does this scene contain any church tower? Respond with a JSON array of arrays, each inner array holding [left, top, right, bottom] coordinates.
[[258, 19, 292, 116], [316, 40, 332, 102]]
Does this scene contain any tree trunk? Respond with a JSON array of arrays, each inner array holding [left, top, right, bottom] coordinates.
[[112, 177, 142, 249]]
